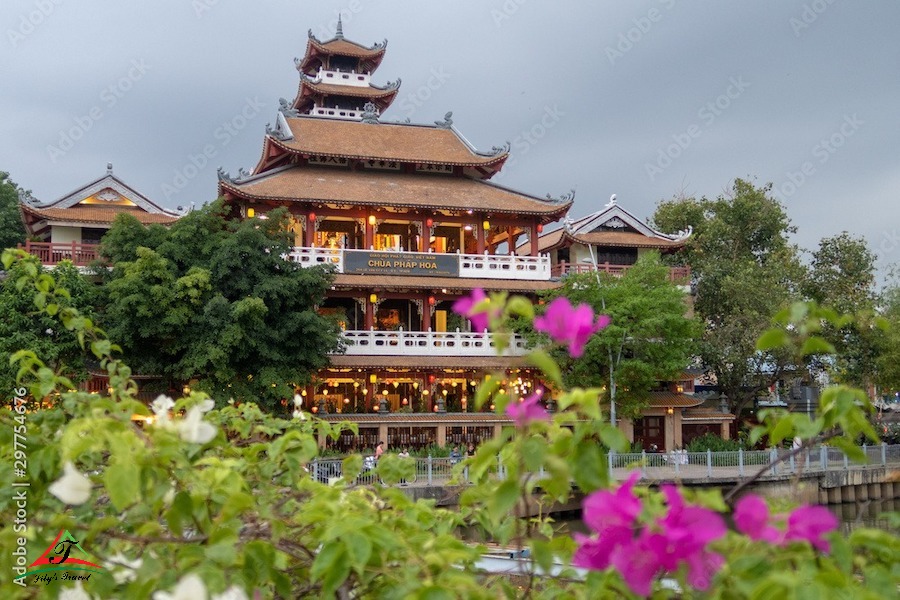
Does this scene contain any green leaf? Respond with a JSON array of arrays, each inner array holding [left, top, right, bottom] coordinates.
[[526, 349, 563, 388], [488, 480, 520, 523], [311, 541, 350, 597], [799, 336, 835, 356], [598, 423, 628, 452], [104, 463, 140, 511], [757, 328, 789, 351], [521, 435, 547, 472]]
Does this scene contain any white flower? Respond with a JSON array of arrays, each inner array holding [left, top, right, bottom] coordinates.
[[58, 581, 90, 600], [292, 409, 307, 421], [104, 552, 143, 584], [49, 462, 92, 505], [153, 574, 208, 600], [150, 395, 176, 426], [212, 586, 249, 600], [177, 406, 217, 444], [292, 393, 303, 408], [197, 398, 215, 413]]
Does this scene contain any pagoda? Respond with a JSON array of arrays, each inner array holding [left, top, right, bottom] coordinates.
[[218, 22, 571, 450]]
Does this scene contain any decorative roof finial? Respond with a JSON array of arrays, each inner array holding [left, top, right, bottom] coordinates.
[[606, 193, 617, 207], [435, 111, 453, 129], [107, 162, 113, 175], [335, 14, 344, 39], [361, 102, 380, 124]]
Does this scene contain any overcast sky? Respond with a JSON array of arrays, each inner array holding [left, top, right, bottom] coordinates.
[[2, 1, 898, 280]]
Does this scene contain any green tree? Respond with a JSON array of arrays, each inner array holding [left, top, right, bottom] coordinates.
[[803, 233, 882, 388], [876, 269, 900, 394], [99, 201, 341, 409], [0, 171, 27, 250], [652, 179, 805, 417], [0, 260, 96, 403], [542, 252, 699, 417]]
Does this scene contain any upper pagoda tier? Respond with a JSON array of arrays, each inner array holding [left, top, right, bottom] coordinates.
[[291, 20, 395, 120], [255, 115, 510, 179]]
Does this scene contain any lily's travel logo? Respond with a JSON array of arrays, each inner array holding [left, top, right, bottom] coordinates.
[[20, 530, 104, 587]]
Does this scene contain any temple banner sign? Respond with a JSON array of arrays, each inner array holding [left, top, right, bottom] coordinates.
[[344, 250, 459, 277]]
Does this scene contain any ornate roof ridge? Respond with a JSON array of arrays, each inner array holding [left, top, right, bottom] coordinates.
[[306, 28, 388, 52], [34, 166, 175, 215]]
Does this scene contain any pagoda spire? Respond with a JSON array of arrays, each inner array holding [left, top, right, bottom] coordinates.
[[335, 15, 344, 39]]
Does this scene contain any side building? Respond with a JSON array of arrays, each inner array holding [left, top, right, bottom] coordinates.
[[18, 163, 180, 268]]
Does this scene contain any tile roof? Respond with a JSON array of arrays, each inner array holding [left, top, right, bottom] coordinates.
[[20, 204, 179, 226], [682, 408, 736, 421], [328, 355, 528, 369], [300, 79, 398, 99], [533, 229, 684, 253], [647, 391, 704, 409], [309, 37, 386, 59], [333, 274, 559, 293], [222, 166, 570, 217], [277, 118, 507, 168]]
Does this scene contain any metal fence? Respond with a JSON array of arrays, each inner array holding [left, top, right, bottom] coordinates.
[[308, 444, 900, 487]]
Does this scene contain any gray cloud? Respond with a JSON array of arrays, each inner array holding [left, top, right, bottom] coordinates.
[[2, 0, 898, 276]]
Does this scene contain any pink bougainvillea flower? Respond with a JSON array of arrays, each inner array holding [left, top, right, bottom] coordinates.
[[572, 530, 630, 571], [533, 297, 610, 357], [658, 485, 727, 550], [684, 549, 725, 591], [610, 532, 665, 597], [784, 505, 838, 553], [582, 471, 642, 535], [505, 389, 550, 427], [734, 494, 783, 544], [452, 288, 495, 332]]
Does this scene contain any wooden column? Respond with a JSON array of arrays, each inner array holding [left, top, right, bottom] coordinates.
[[420, 219, 429, 252], [365, 220, 374, 250], [421, 295, 432, 330], [531, 223, 539, 256], [476, 221, 486, 254], [507, 227, 516, 255], [305, 216, 316, 247], [365, 297, 375, 330]]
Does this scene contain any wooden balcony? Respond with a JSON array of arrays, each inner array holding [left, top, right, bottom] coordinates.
[[337, 328, 529, 357], [18, 240, 100, 267], [551, 261, 690, 282]]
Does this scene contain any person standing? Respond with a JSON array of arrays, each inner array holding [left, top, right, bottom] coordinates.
[[375, 441, 385, 462]]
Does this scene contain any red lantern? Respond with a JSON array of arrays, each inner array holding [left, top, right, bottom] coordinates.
[[428, 295, 436, 306], [428, 374, 436, 384], [308, 212, 316, 222], [425, 217, 433, 228], [536, 223, 543, 233]]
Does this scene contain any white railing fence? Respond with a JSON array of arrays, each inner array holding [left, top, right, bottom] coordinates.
[[338, 328, 529, 357]]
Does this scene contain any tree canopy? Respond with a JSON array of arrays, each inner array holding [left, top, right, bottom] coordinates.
[[541, 252, 699, 417], [0, 260, 96, 402], [652, 179, 804, 416], [0, 171, 27, 250], [98, 201, 341, 409]]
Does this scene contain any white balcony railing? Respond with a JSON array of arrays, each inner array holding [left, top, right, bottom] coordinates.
[[286, 247, 551, 281], [309, 106, 365, 120], [337, 329, 529, 357]]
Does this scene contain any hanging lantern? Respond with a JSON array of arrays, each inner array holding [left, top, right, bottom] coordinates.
[[343, 397, 350, 404], [536, 223, 543, 233], [311, 405, 319, 413], [361, 388, 368, 395], [412, 381, 419, 389], [373, 404, 380, 411], [308, 211, 316, 222], [369, 373, 377, 383], [425, 217, 434, 228], [368, 215, 376, 226], [247, 207, 255, 218], [428, 374, 436, 384], [402, 398, 408, 405], [369, 293, 378, 303], [482, 220, 490, 231], [428, 295, 436, 306]]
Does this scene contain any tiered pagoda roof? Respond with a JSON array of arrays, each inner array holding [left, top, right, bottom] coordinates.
[[295, 26, 387, 76], [252, 116, 509, 177], [219, 164, 570, 222]]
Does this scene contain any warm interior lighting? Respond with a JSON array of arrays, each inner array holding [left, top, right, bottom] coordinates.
[[373, 404, 379, 411], [368, 215, 376, 226], [382, 390, 388, 396], [247, 207, 255, 218], [463, 224, 472, 231], [666, 407, 674, 415], [322, 389, 328, 396]]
